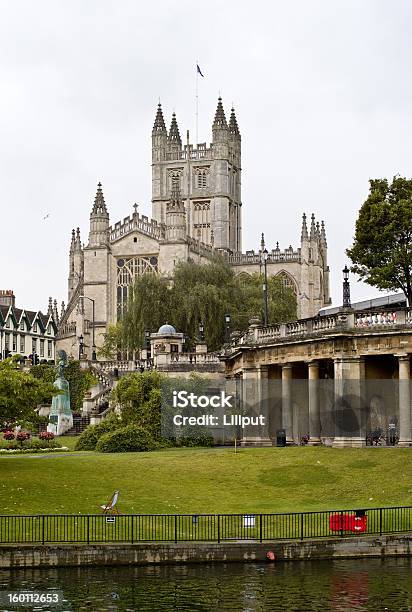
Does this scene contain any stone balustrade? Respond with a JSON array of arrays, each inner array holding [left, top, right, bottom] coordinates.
[[231, 308, 412, 348]]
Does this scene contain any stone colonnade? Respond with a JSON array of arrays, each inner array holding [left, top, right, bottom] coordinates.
[[238, 355, 412, 447]]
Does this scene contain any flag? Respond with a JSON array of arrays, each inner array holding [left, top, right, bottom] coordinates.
[[197, 64, 204, 77]]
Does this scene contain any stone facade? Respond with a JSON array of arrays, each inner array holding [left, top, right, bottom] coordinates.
[[57, 99, 330, 358]]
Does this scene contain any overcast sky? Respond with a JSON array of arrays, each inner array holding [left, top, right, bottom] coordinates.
[[1, 0, 412, 313]]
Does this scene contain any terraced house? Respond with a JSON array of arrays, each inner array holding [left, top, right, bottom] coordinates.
[[0, 290, 58, 362]]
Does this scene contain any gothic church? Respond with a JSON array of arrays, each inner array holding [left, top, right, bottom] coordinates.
[[57, 98, 330, 357]]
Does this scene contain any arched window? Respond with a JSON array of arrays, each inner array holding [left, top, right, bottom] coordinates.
[[276, 271, 297, 295], [116, 256, 158, 319]]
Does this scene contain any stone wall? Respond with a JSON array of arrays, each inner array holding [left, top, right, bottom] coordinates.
[[1, 535, 412, 568]]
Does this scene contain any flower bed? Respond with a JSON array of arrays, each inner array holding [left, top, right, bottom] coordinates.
[[0, 447, 69, 454]]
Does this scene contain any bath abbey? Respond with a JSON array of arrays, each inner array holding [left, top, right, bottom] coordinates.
[[57, 98, 331, 357]]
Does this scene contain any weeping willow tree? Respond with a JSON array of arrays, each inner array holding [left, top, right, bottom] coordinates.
[[100, 258, 297, 356]]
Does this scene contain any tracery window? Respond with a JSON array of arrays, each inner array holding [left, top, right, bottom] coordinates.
[[276, 271, 297, 295], [116, 255, 158, 319]]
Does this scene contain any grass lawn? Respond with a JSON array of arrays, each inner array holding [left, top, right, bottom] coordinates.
[[1, 446, 412, 516]]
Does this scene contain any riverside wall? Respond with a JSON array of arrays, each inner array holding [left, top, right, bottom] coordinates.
[[1, 535, 412, 568]]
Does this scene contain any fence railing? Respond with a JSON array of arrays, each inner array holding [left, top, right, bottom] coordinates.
[[0, 506, 411, 545]]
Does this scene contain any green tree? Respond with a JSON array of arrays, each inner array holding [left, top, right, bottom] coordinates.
[[347, 176, 412, 305], [113, 370, 165, 439], [121, 274, 171, 351], [114, 258, 296, 353], [0, 357, 57, 428], [97, 324, 123, 360]]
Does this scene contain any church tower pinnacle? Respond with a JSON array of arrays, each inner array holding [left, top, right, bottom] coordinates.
[[88, 182, 109, 247]]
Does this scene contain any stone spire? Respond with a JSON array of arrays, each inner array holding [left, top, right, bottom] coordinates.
[[92, 182, 107, 215], [310, 213, 316, 240], [167, 112, 182, 159], [316, 221, 320, 238], [229, 107, 240, 139], [168, 112, 181, 145], [152, 102, 167, 134], [213, 97, 228, 129], [47, 297, 53, 316], [70, 229, 76, 253], [53, 299, 59, 324], [74, 227, 82, 251], [320, 220, 327, 246], [260, 232, 265, 251], [301, 213, 309, 241], [89, 182, 109, 247], [60, 301, 66, 320]]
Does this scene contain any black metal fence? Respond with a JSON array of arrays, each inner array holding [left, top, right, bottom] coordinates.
[[0, 506, 411, 545]]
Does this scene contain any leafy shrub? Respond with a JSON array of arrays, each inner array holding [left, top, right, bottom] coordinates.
[[3, 431, 14, 440], [176, 431, 214, 447], [74, 414, 121, 451], [24, 437, 61, 450], [95, 424, 156, 453], [16, 431, 30, 444], [39, 431, 55, 441]]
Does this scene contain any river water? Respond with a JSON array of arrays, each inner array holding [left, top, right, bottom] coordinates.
[[1, 558, 411, 611]]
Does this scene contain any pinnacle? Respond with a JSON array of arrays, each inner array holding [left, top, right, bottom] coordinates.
[[213, 96, 228, 129], [301, 213, 309, 241], [153, 102, 166, 133], [168, 112, 181, 144], [92, 182, 108, 215], [229, 107, 240, 137]]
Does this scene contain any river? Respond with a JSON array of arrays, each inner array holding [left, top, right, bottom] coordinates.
[[1, 558, 411, 611]]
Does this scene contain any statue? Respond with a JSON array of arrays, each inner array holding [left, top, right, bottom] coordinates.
[[47, 350, 73, 436]]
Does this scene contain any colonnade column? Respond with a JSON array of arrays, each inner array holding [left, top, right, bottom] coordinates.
[[398, 355, 412, 447], [308, 360, 321, 445], [240, 366, 272, 447], [332, 356, 366, 448], [281, 364, 293, 443]]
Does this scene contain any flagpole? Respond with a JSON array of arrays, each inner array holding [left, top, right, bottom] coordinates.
[[195, 60, 199, 146]]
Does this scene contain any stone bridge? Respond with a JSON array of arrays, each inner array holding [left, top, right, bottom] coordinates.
[[222, 308, 412, 447]]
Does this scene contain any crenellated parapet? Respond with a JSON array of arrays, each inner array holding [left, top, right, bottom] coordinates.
[[109, 212, 165, 243]]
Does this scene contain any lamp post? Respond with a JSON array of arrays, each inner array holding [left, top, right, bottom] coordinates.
[[261, 247, 269, 325], [79, 295, 96, 361], [342, 265, 351, 309], [224, 313, 231, 343], [78, 334, 84, 360], [199, 321, 205, 342]]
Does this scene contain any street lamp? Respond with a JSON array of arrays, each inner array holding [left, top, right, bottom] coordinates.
[[261, 248, 269, 325], [224, 313, 231, 343], [79, 295, 96, 361], [342, 265, 351, 309], [199, 321, 205, 342], [78, 334, 84, 360]]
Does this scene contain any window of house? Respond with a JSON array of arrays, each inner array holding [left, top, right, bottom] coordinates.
[[20, 336, 25, 353], [47, 341, 52, 358], [33, 322, 38, 333], [32, 338, 37, 353], [12, 335, 17, 352], [20, 321, 24, 331], [40, 340, 45, 358]]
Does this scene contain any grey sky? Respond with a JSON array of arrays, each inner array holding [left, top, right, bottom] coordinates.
[[1, 0, 412, 312]]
